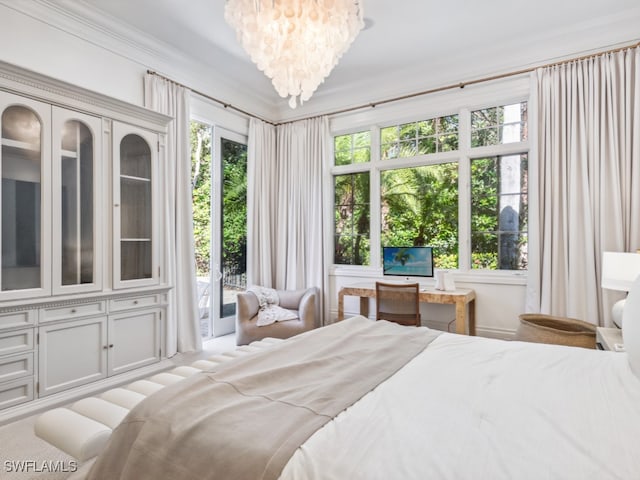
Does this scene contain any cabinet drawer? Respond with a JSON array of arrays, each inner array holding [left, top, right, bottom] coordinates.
[[0, 310, 35, 330], [40, 301, 106, 323], [0, 352, 33, 383], [0, 329, 34, 356], [109, 295, 159, 312], [0, 377, 33, 409]]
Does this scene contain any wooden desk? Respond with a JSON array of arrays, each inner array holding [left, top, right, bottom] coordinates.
[[338, 282, 476, 335]]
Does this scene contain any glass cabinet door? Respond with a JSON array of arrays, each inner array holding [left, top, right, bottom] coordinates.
[[0, 93, 51, 297], [52, 107, 102, 294], [113, 122, 158, 288]]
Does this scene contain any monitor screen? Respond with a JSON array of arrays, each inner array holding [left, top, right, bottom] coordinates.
[[382, 246, 434, 278]]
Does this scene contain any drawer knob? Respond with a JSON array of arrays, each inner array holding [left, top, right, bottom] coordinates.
[[103, 345, 109, 350], [133, 300, 139, 305], [71, 309, 77, 313], [109, 344, 114, 349]]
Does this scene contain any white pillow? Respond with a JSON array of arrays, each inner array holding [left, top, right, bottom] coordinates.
[[622, 275, 640, 376]]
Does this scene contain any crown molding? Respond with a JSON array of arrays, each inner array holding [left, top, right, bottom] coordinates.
[[0, 0, 280, 121]]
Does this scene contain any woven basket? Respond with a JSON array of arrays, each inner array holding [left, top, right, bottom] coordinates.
[[515, 314, 596, 349]]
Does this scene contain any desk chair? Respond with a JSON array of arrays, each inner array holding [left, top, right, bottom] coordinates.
[[375, 282, 421, 326]]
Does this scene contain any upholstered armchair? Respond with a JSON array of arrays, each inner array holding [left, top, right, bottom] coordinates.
[[235, 287, 319, 345]]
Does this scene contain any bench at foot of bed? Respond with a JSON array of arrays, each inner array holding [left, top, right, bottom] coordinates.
[[34, 338, 283, 463]]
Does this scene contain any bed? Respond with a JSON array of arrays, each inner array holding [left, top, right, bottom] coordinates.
[[85, 300, 640, 479]]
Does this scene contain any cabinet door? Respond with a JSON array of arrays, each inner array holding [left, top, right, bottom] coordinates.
[[112, 123, 159, 289], [0, 92, 51, 300], [38, 316, 107, 397], [108, 308, 162, 376], [51, 107, 103, 295]]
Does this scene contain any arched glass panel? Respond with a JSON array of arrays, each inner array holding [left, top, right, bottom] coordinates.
[[61, 120, 94, 285], [120, 134, 151, 280], [1, 105, 42, 291]]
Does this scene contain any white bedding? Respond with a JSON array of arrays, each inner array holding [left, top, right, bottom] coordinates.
[[281, 333, 640, 480]]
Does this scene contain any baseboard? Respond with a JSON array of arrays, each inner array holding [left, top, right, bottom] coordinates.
[[0, 359, 173, 426]]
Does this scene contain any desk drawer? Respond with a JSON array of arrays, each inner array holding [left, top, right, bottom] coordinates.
[[40, 301, 106, 323], [0, 352, 33, 383], [0, 311, 35, 330], [109, 294, 159, 312], [0, 329, 34, 356], [0, 377, 33, 409]]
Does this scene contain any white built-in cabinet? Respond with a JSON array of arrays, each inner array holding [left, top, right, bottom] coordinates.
[[0, 61, 172, 419]]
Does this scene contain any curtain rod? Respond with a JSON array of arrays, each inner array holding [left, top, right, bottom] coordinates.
[[147, 40, 640, 126], [146, 69, 277, 126]]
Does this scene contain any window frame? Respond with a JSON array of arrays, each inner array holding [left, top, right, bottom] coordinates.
[[329, 98, 530, 282]]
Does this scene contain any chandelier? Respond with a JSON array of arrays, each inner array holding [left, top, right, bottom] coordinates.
[[224, 0, 364, 109]]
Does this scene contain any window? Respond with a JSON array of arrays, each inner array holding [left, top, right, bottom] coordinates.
[[471, 102, 527, 147], [380, 164, 458, 268], [334, 131, 370, 165], [334, 173, 370, 265], [332, 101, 528, 272], [471, 154, 528, 270], [380, 115, 458, 160]]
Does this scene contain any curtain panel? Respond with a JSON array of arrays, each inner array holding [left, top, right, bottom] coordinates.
[[528, 47, 640, 325], [248, 117, 329, 323], [144, 74, 201, 354]]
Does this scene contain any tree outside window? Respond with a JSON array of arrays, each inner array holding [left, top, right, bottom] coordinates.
[[380, 163, 459, 269], [334, 173, 370, 265]]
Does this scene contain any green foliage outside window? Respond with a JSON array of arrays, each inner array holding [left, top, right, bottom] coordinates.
[[381, 115, 458, 160], [334, 172, 370, 265], [471, 154, 528, 270], [221, 139, 247, 277], [334, 131, 371, 165], [191, 122, 212, 276], [380, 163, 459, 269], [471, 102, 528, 147], [190, 124, 247, 278]]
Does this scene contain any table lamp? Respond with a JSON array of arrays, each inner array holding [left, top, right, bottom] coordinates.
[[601, 251, 640, 328]]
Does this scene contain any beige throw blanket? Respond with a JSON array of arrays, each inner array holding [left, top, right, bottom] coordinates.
[[247, 285, 297, 326], [87, 316, 441, 480]]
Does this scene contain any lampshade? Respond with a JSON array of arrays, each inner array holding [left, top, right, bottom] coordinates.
[[224, 0, 364, 109], [601, 252, 640, 291], [602, 251, 640, 328]]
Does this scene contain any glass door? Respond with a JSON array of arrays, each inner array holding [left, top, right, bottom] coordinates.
[[213, 129, 247, 336], [0, 93, 51, 299], [190, 122, 246, 338], [52, 107, 102, 294], [112, 122, 158, 289]]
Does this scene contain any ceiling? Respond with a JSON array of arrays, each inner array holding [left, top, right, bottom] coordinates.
[[47, 0, 640, 121]]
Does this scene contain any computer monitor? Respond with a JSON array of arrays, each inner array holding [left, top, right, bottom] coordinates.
[[382, 246, 434, 278]]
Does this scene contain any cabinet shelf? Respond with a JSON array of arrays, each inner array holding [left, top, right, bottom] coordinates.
[[1, 138, 39, 152], [120, 174, 151, 183], [121, 238, 151, 242], [61, 149, 78, 159]]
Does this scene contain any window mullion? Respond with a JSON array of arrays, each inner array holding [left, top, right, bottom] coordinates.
[[458, 108, 471, 271], [370, 125, 381, 269]]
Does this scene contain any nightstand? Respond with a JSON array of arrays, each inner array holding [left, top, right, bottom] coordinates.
[[596, 327, 624, 351]]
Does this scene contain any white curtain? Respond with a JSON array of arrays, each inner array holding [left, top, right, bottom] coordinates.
[[248, 116, 329, 323], [144, 74, 201, 354], [247, 118, 278, 287], [527, 47, 640, 325]]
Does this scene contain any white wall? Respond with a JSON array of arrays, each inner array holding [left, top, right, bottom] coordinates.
[[0, 5, 145, 107]]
